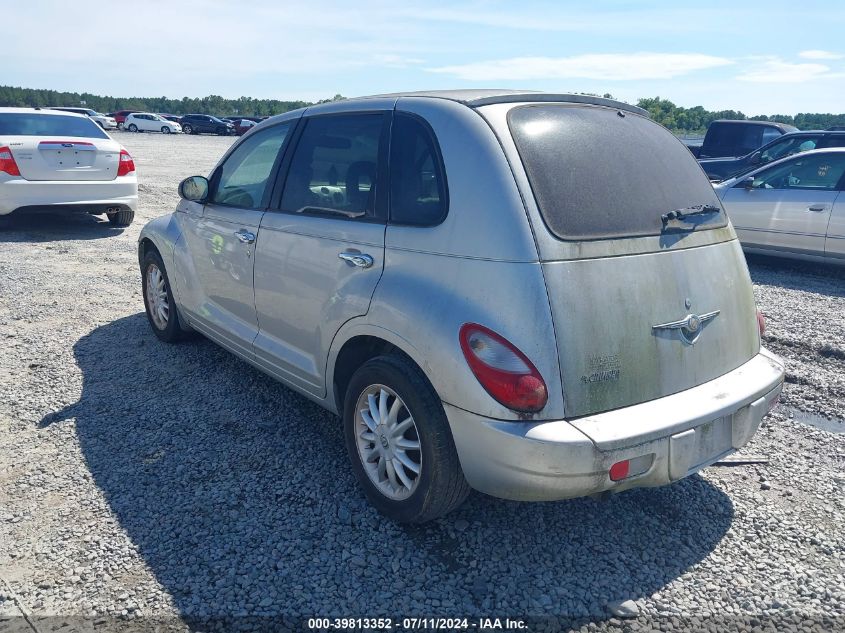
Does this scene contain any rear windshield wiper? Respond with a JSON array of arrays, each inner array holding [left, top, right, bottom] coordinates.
[[661, 204, 721, 228], [295, 206, 365, 219]]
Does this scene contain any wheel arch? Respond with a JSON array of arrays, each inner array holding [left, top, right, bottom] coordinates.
[[326, 323, 431, 415]]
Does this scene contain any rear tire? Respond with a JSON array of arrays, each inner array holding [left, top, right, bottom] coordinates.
[[117, 122, 124, 130], [128, 124, 138, 132], [343, 354, 470, 523], [107, 209, 134, 227], [183, 124, 193, 135], [141, 250, 186, 344]]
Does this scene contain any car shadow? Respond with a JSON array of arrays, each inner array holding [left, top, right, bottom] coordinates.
[[0, 212, 126, 243], [44, 314, 734, 623]]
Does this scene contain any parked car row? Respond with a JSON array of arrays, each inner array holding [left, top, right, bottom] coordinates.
[[700, 129, 845, 181], [103, 110, 263, 135]]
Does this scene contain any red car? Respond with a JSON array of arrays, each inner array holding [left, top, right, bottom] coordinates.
[[108, 110, 139, 130], [231, 118, 259, 136]]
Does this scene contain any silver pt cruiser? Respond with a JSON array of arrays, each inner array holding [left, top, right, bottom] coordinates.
[[138, 90, 785, 522]]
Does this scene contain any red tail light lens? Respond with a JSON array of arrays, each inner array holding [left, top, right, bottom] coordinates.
[[0, 146, 21, 176], [756, 309, 766, 337], [459, 323, 548, 413], [117, 149, 135, 176]]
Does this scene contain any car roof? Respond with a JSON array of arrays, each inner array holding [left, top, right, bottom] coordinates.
[[712, 119, 796, 130], [780, 129, 845, 136], [312, 89, 648, 116], [0, 107, 86, 117]]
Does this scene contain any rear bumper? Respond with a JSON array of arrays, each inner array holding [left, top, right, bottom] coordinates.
[[445, 348, 785, 501], [0, 177, 138, 215]]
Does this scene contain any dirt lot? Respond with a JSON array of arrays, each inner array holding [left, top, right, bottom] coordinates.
[[1, 131, 843, 632]]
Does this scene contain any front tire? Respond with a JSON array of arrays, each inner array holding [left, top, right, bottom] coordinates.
[[141, 251, 185, 343], [161, 126, 171, 134], [107, 209, 134, 226], [343, 355, 470, 523]]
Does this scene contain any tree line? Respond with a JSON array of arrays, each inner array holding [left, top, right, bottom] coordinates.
[[2, 86, 844, 133], [636, 97, 845, 134], [0, 85, 345, 118]]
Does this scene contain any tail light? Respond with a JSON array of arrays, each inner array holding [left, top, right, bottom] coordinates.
[[756, 309, 766, 337], [0, 146, 21, 176], [117, 149, 135, 176], [459, 323, 548, 413]]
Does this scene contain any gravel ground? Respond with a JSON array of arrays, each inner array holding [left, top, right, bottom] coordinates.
[[1, 132, 843, 632]]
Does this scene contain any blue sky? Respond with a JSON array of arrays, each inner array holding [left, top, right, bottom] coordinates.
[[6, 0, 845, 114]]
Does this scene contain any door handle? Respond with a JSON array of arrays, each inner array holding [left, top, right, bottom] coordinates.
[[234, 229, 255, 244], [338, 252, 374, 268], [808, 205, 828, 212]]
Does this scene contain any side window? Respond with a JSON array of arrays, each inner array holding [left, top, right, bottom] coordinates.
[[761, 127, 782, 147], [389, 113, 448, 226], [751, 154, 845, 191], [761, 136, 820, 163], [280, 113, 385, 218], [211, 123, 291, 209], [818, 136, 845, 149], [736, 125, 763, 155]]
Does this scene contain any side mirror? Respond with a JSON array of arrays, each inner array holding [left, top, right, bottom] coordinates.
[[750, 151, 761, 164], [742, 176, 755, 190], [179, 175, 209, 202]]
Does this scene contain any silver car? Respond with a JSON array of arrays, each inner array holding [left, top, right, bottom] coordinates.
[[138, 90, 785, 522], [716, 147, 845, 264]]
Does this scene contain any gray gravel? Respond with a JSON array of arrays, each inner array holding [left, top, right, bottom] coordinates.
[[1, 132, 844, 631]]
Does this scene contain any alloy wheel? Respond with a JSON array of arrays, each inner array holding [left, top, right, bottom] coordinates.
[[145, 264, 170, 330], [354, 385, 422, 500]]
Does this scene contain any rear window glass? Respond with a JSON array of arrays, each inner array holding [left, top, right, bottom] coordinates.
[[0, 113, 108, 139], [508, 104, 725, 241]]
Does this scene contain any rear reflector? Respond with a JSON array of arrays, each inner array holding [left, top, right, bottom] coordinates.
[[610, 454, 654, 481], [459, 323, 548, 413], [0, 146, 20, 176], [117, 149, 135, 176], [609, 460, 629, 481]]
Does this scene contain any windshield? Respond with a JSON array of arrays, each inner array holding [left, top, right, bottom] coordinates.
[[0, 113, 109, 139], [508, 104, 726, 241]]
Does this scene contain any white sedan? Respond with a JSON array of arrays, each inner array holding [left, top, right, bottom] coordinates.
[[125, 113, 182, 134], [0, 108, 138, 226], [716, 147, 845, 264]]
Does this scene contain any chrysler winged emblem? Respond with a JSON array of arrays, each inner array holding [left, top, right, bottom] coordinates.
[[652, 307, 720, 346]]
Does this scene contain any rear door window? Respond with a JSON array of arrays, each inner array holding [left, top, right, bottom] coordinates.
[[0, 113, 108, 139], [508, 104, 724, 241], [280, 113, 386, 219]]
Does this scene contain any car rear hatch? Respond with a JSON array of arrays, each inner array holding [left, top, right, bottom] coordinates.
[[488, 102, 760, 419], [0, 112, 120, 181]]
